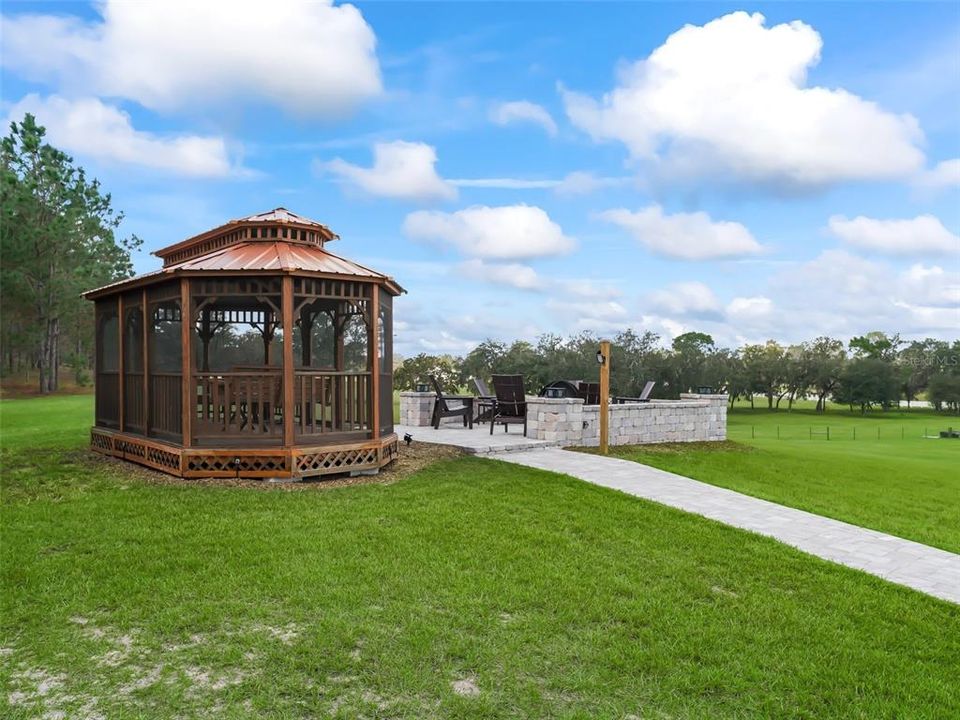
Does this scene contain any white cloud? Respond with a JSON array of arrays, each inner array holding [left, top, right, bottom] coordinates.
[[449, 178, 560, 189], [458, 259, 543, 290], [899, 264, 960, 307], [915, 158, 960, 190], [322, 141, 456, 201], [6, 94, 236, 177], [554, 171, 630, 197], [546, 299, 630, 330], [1, 0, 381, 116], [827, 214, 959, 255], [561, 11, 924, 188], [634, 251, 959, 346], [726, 296, 774, 320], [446, 173, 630, 194], [774, 250, 960, 337], [556, 279, 622, 301], [403, 204, 576, 260], [600, 204, 764, 260], [646, 281, 721, 318], [490, 100, 558, 136]]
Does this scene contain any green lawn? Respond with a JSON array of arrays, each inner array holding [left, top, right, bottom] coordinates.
[[2, 396, 959, 718], [605, 404, 960, 554]]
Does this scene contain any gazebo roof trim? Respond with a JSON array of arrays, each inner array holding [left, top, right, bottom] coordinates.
[[83, 242, 405, 298], [152, 207, 339, 263]]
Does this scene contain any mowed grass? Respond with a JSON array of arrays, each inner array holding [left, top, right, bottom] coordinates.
[[2, 396, 959, 718], [605, 402, 960, 554]]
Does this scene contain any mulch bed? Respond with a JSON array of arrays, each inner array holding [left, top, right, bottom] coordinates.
[[90, 440, 464, 492]]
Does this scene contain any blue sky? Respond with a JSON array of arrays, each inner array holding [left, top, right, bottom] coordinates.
[[2, 1, 958, 357]]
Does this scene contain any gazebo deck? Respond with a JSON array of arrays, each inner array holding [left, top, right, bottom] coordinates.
[[91, 426, 397, 478]]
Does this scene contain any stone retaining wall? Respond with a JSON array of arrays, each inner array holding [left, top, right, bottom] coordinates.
[[525, 396, 585, 444], [401, 390, 728, 446], [528, 393, 726, 446], [399, 391, 472, 428]]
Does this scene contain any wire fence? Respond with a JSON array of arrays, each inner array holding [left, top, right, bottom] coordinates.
[[731, 426, 960, 441]]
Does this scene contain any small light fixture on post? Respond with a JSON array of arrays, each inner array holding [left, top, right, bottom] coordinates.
[[415, 381, 430, 393], [598, 339, 611, 455]]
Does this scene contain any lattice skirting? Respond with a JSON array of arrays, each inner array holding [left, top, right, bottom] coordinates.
[[90, 428, 398, 479], [91, 428, 182, 474]]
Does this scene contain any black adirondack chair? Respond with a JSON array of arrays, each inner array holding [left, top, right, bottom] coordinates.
[[472, 377, 497, 424], [429, 375, 473, 429], [578, 382, 600, 404], [614, 380, 656, 404], [490, 374, 527, 436]]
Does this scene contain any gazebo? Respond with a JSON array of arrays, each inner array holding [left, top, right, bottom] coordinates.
[[84, 208, 403, 479]]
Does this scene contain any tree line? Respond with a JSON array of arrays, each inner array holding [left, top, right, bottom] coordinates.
[[1, 115, 139, 392], [395, 330, 960, 414]]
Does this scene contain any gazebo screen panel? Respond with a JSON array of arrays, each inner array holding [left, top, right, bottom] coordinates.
[[95, 300, 120, 429], [190, 279, 284, 443], [291, 283, 372, 440], [378, 288, 394, 435], [122, 292, 145, 434], [148, 281, 182, 441]]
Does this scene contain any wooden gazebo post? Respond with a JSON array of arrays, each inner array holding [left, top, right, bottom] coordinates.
[[282, 276, 295, 448], [370, 288, 380, 440], [118, 294, 125, 432], [180, 278, 192, 450], [334, 302, 346, 428], [142, 288, 149, 437]]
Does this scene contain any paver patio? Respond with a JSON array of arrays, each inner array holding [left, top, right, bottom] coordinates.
[[491, 447, 960, 604], [396, 423, 561, 455]]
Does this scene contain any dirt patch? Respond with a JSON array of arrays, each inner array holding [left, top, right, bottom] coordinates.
[[182, 666, 248, 694], [710, 585, 739, 598], [251, 623, 299, 645], [451, 677, 480, 698], [88, 440, 463, 492], [379, 439, 463, 478]]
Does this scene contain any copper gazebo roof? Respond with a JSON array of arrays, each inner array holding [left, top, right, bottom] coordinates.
[[84, 208, 404, 298]]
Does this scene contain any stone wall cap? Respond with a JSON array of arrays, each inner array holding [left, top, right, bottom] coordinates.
[[527, 396, 585, 404]]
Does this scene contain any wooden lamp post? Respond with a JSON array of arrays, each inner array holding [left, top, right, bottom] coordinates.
[[597, 339, 611, 454]]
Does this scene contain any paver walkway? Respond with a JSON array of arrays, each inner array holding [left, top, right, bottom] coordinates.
[[491, 448, 960, 605]]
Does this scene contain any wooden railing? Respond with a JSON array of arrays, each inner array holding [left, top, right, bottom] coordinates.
[[124, 372, 145, 433], [293, 371, 371, 439], [192, 370, 372, 445], [149, 373, 182, 440], [96, 372, 120, 428], [193, 371, 282, 442]]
